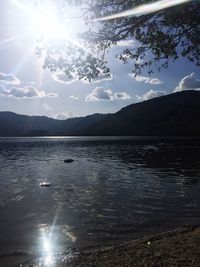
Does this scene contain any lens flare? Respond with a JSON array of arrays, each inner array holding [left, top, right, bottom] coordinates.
[[94, 0, 192, 21], [32, 11, 67, 41], [11, 0, 70, 42], [0, 35, 25, 48]]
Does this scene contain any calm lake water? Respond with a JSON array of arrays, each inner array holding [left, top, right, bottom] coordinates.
[[0, 137, 200, 265]]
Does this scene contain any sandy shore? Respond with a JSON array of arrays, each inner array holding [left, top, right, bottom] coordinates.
[[2, 225, 200, 266], [68, 225, 200, 267]]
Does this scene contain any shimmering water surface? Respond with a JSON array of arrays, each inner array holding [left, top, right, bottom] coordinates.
[[0, 137, 200, 265]]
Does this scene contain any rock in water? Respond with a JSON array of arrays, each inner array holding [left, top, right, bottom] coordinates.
[[64, 159, 74, 163], [40, 182, 51, 187]]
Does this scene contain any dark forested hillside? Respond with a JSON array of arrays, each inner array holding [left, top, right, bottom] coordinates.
[[0, 91, 200, 136], [83, 91, 200, 136]]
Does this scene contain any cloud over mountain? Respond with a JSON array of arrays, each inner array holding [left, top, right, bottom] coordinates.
[[86, 88, 113, 102], [54, 112, 73, 120], [0, 85, 57, 99], [0, 72, 57, 99], [86, 87, 131, 102], [137, 89, 166, 101], [174, 73, 200, 92], [114, 92, 132, 100]]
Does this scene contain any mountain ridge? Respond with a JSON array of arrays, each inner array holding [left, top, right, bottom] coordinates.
[[83, 90, 200, 136], [0, 90, 200, 136]]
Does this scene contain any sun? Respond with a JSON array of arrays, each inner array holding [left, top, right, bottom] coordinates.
[[34, 13, 65, 40], [30, 7, 68, 41], [12, 0, 71, 42]]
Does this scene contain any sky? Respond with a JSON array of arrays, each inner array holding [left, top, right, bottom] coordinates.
[[0, 0, 199, 120]]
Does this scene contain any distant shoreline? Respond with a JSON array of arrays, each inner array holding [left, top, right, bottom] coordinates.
[[1, 135, 200, 139], [1, 91, 200, 137]]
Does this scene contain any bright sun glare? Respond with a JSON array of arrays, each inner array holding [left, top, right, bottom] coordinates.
[[12, 0, 73, 42], [32, 10, 68, 41], [42, 236, 54, 265], [12, 0, 192, 43]]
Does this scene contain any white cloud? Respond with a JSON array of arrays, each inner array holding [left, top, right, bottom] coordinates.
[[69, 95, 79, 100], [0, 85, 57, 99], [54, 112, 73, 120], [114, 92, 132, 100], [137, 89, 166, 101], [86, 87, 131, 102], [174, 73, 200, 92], [86, 87, 114, 102], [53, 72, 76, 84], [0, 72, 57, 99], [130, 74, 163, 85], [0, 72, 21, 85], [42, 103, 52, 110]]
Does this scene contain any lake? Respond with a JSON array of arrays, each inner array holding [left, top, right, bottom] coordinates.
[[0, 137, 200, 265]]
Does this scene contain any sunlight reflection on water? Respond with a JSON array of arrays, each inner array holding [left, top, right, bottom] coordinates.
[[28, 224, 77, 266]]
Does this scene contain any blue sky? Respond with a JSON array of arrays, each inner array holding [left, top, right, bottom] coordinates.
[[0, 0, 199, 119]]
